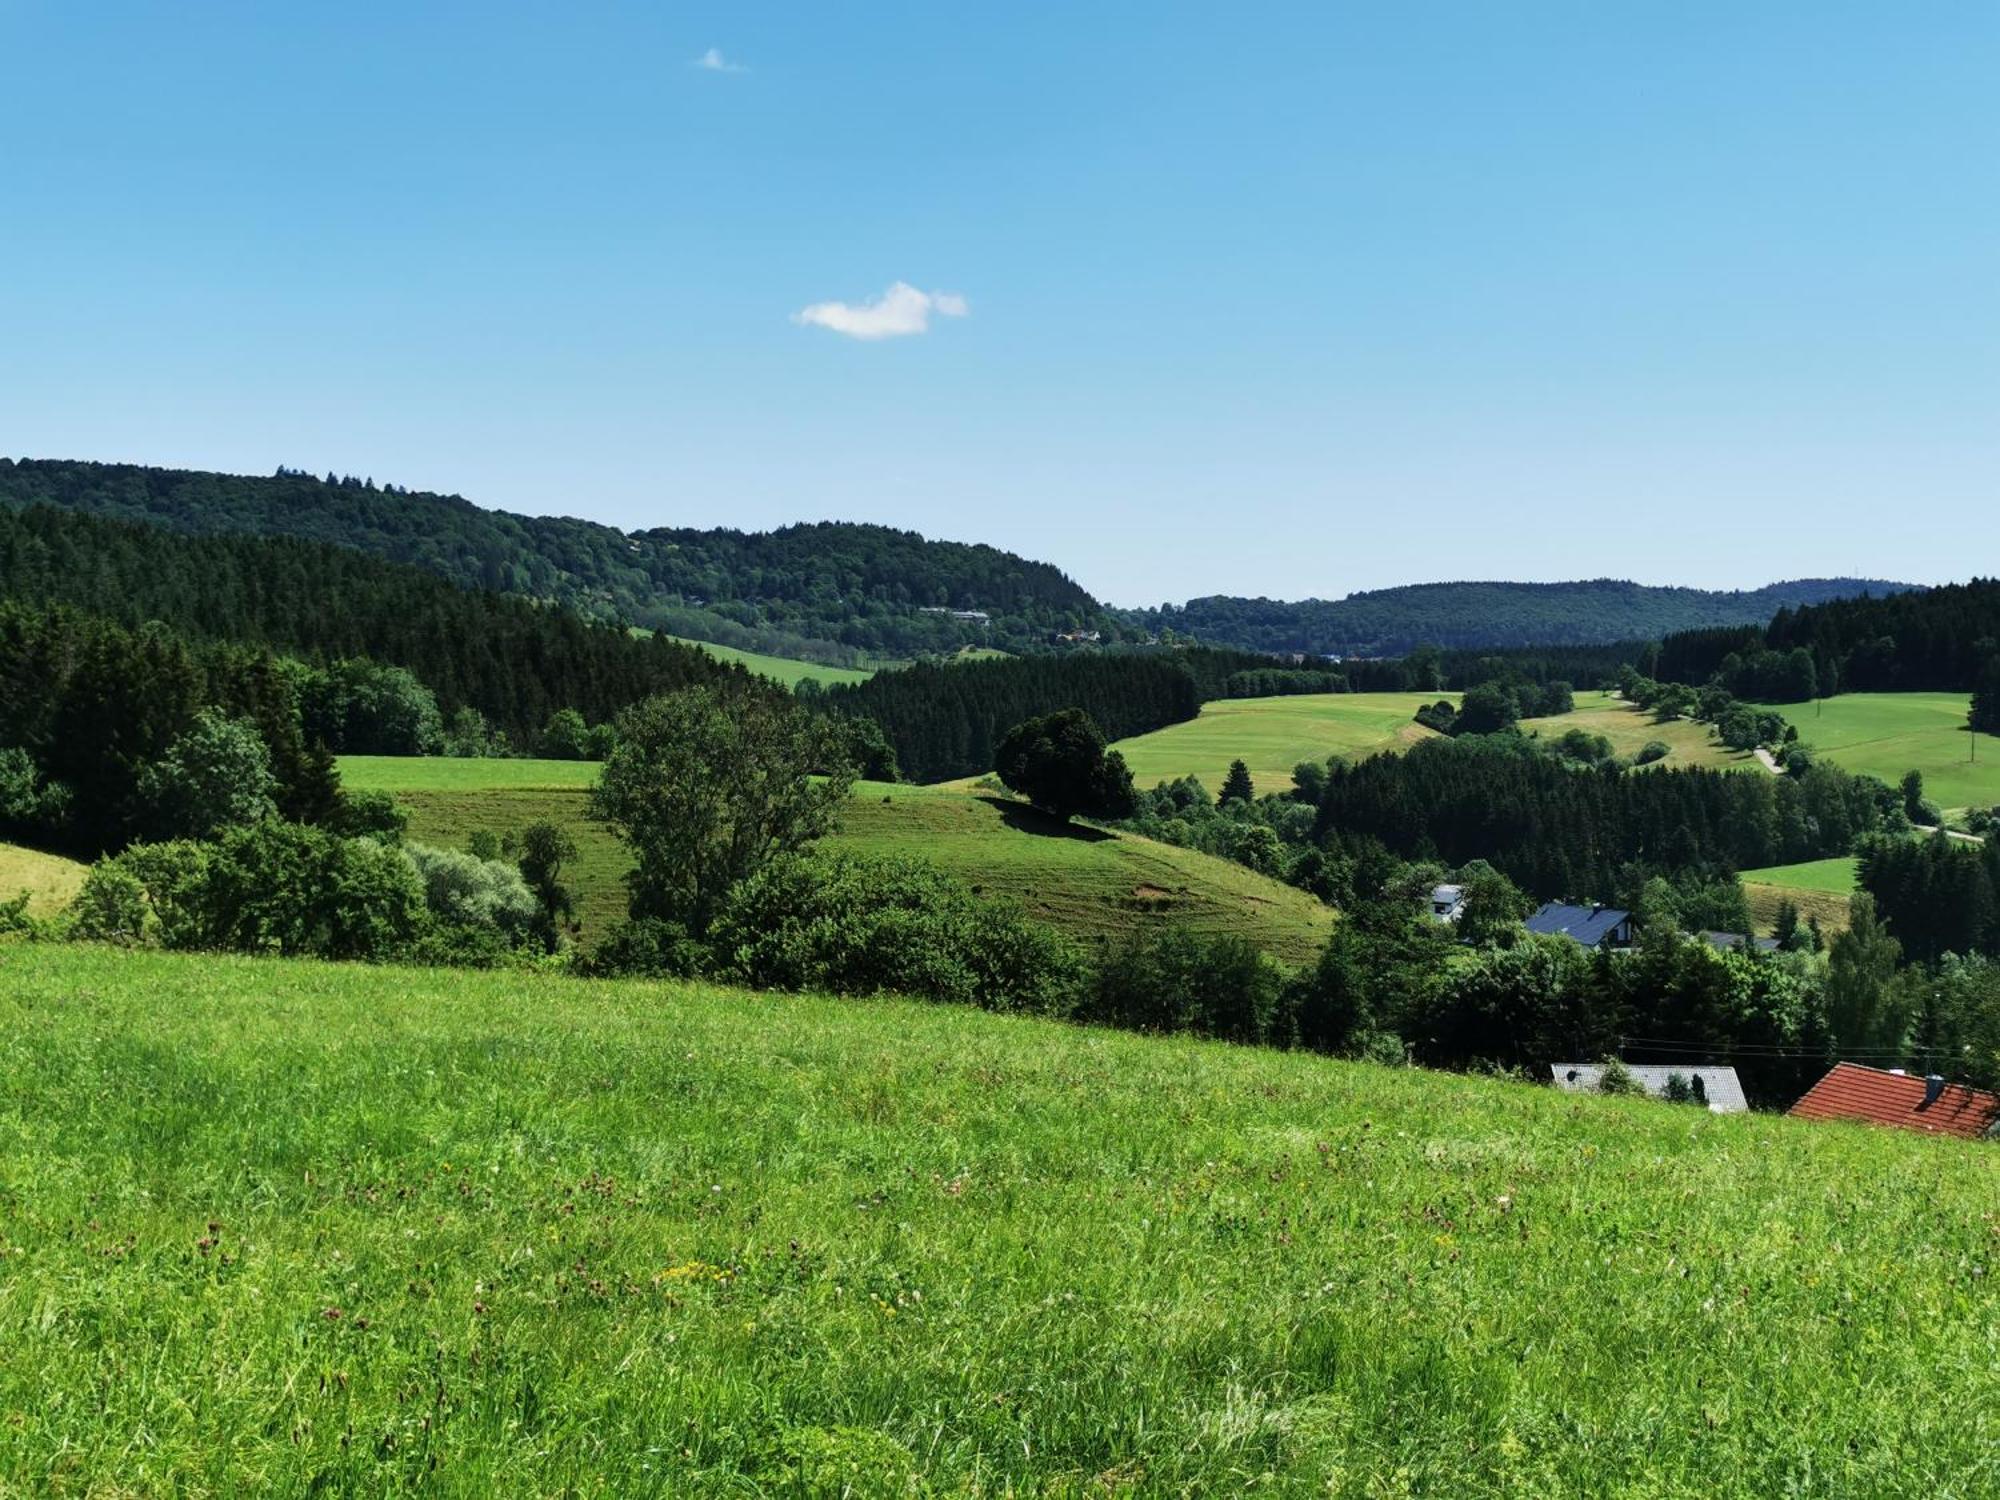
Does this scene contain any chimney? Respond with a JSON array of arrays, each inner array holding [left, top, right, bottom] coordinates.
[[1921, 1074, 1945, 1109]]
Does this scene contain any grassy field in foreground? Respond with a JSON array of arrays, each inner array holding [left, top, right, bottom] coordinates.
[[0, 841, 88, 916], [664, 635, 876, 688], [1110, 692, 1443, 792], [1524, 690, 1753, 772], [1741, 856, 1859, 937], [1767, 692, 1995, 815], [347, 761, 1334, 962], [1, 944, 1995, 1497]]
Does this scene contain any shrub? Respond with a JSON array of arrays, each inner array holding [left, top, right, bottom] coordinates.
[[0, 890, 34, 938], [1596, 1058, 1646, 1096], [402, 842, 539, 935], [70, 862, 153, 945], [706, 851, 1086, 1014], [1083, 926, 1287, 1044], [584, 917, 709, 979], [1635, 741, 1671, 766], [331, 789, 408, 843], [73, 822, 427, 959]]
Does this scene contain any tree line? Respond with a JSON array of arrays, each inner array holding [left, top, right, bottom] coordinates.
[[0, 501, 752, 742], [1307, 734, 1894, 901], [816, 651, 1215, 783], [1655, 578, 1999, 698], [0, 458, 1123, 663], [1118, 578, 1911, 658]]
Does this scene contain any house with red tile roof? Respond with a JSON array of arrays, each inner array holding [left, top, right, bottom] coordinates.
[[1788, 1063, 1999, 1139]]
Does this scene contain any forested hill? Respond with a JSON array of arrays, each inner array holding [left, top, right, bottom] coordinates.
[[0, 501, 750, 741], [0, 458, 1114, 665], [1656, 577, 2000, 696], [1121, 578, 1918, 657]]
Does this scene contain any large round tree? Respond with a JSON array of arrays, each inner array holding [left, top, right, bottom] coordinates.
[[589, 685, 852, 934], [994, 708, 1136, 823]]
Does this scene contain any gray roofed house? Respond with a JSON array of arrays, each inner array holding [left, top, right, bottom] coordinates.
[[1550, 1063, 1749, 1114], [1524, 902, 1634, 949]]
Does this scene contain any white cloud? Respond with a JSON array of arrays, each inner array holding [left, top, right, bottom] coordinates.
[[694, 48, 744, 73], [793, 282, 970, 340]]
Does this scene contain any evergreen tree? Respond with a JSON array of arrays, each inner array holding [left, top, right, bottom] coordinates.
[[1219, 760, 1255, 805]]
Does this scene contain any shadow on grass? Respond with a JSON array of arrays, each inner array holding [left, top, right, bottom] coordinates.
[[978, 796, 1116, 842]]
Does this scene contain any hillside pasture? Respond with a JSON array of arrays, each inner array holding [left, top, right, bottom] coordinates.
[[346, 761, 1334, 963], [0, 841, 88, 916], [1109, 692, 1444, 793], [2, 943, 1996, 1496], [1768, 692, 1994, 815], [1741, 856, 1859, 937], [1523, 689, 1753, 771], [663, 634, 876, 688], [340, 756, 602, 794]]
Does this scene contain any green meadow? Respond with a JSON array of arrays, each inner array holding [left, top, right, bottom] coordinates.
[[1, 943, 1995, 1496], [1768, 692, 1995, 814], [339, 762, 1334, 963], [339, 756, 603, 793], [1523, 690, 1752, 771], [664, 635, 876, 689], [0, 841, 87, 917], [1740, 856, 1860, 937], [1108, 689, 1757, 795], [1110, 692, 1444, 792]]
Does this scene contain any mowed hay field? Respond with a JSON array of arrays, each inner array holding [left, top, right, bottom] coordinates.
[[1524, 690, 1753, 771], [1741, 856, 1859, 937], [1110, 692, 1444, 792], [341, 761, 1335, 963], [1767, 692, 1996, 815], [3, 945, 1997, 1496], [0, 841, 88, 916]]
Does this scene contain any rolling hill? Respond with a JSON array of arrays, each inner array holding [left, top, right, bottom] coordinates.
[[1110, 688, 1751, 792], [0, 457, 1115, 666], [340, 761, 1335, 963], [3, 942, 1994, 1496], [1125, 578, 1917, 657], [1111, 692, 1445, 791], [1768, 692, 1995, 814]]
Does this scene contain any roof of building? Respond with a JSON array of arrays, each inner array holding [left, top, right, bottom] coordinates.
[[1550, 1063, 1749, 1114], [1525, 902, 1632, 947], [1787, 1063, 2000, 1139], [1698, 930, 1781, 954]]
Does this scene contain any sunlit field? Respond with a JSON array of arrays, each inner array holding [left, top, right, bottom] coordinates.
[[1767, 692, 1994, 815], [338, 763, 1334, 962], [1110, 693, 1444, 792], [2, 943, 1995, 1496]]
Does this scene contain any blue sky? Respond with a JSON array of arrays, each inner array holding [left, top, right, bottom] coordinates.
[[3, 2, 1994, 606]]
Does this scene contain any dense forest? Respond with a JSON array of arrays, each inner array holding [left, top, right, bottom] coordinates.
[[1309, 734, 1897, 901], [1656, 578, 2000, 698], [0, 504, 751, 741], [1122, 578, 1914, 658], [0, 458, 1118, 664], [818, 651, 1240, 784]]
